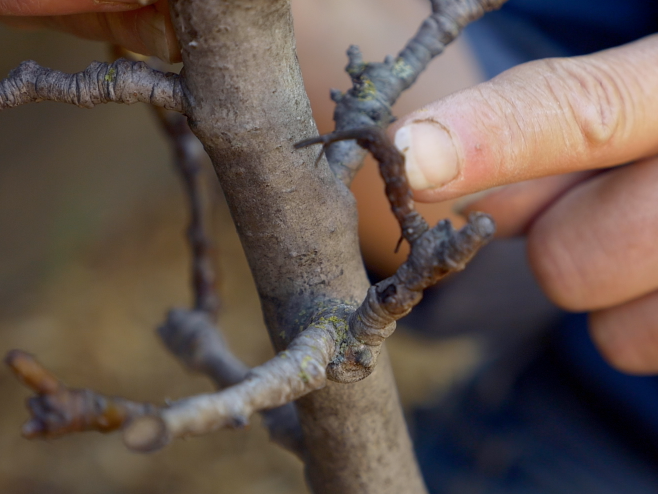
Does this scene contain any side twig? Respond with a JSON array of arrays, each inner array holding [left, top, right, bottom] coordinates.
[[158, 309, 306, 457], [0, 58, 185, 112], [296, 127, 495, 381], [5, 350, 156, 438], [152, 107, 220, 318], [148, 80, 306, 457], [5, 320, 335, 454], [327, 0, 507, 185]]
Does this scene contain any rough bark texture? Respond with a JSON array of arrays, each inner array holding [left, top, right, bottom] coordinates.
[[327, 0, 507, 185], [168, 0, 426, 492], [0, 59, 184, 112]]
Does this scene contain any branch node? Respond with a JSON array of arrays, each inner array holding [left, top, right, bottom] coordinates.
[[0, 58, 186, 112], [123, 415, 170, 453], [326, 0, 508, 185]]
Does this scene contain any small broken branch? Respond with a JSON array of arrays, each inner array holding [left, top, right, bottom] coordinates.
[[327, 0, 507, 185], [5, 318, 335, 453], [0, 58, 185, 112], [5, 350, 156, 438]]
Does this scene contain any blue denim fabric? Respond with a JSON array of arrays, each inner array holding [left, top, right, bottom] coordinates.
[[466, 0, 658, 77]]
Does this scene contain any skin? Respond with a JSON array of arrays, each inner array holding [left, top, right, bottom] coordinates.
[[390, 34, 658, 375], [0, 0, 181, 63]]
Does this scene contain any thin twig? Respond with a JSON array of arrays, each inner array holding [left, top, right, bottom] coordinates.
[[327, 0, 507, 185], [153, 108, 220, 318], [297, 127, 495, 357], [5, 350, 156, 438], [158, 309, 306, 458], [0, 59, 185, 112]]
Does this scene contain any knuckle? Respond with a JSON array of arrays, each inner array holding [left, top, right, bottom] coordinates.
[[540, 57, 630, 150]]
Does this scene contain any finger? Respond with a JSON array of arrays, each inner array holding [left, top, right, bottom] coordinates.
[[0, 0, 157, 16], [527, 155, 658, 312], [590, 290, 658, 375], [1, 1, 180, 63], [389, 34, 658, 202], [456, 172, 594, 237]]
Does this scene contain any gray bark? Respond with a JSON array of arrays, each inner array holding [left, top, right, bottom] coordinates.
[[168, 0, 426, 492], [0, 0, 509, 491]]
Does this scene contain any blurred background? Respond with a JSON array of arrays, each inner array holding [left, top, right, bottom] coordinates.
[[0, 0, 543, 492]]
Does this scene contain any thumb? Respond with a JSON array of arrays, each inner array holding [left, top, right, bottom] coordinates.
[[390, 34, 658, 202]]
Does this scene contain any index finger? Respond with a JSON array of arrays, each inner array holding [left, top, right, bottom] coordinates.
[[0, 0, 155, 16], [390, 34, 658, 202]]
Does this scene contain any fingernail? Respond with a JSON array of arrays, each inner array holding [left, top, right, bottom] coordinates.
[[137, 12, 172, 63], [394, 121, 460, 191]]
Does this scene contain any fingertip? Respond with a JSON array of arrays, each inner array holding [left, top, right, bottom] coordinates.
[[390, 88, 503, 203], [589, 310, 658, 375], [128, 1, 180, 63], [589, 290, 658, 375]]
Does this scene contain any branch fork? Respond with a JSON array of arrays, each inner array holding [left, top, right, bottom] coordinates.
[[3, 0, 503, 459], [327, 0, 507, 185], [297, 127, 495, 382]]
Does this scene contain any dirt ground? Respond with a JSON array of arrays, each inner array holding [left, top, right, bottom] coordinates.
[[0, 2, 485, 492]]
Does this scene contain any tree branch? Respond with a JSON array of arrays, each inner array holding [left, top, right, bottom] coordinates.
[[5, 350, 156, 438], [0, 58, 185, 112], [152, 108, 219, 316], [350, 212, 495, 346], [158, 309, 306, 458], [4, 320, 335, 453], [126, 322, 335, 452], [327, 0, 507, 185], [297, 127, 495, 380]]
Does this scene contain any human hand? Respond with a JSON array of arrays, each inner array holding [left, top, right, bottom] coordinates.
[[389, 34, 658, 374], [0, 0, 181, 63]]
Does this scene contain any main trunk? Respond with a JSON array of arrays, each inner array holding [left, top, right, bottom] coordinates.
[[168, 0, 427, 492]]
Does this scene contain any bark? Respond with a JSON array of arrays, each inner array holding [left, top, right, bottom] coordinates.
[[327, 0, 507, 185], [0, 0, 509, 491], [168, 1, 426, 492], [0, 59, 184, 112]]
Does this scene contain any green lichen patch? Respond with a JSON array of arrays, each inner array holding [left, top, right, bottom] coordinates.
[[355, 77, 377, 101], [104, 67, 117, 83], [347, 62, 367, 77], [298, 355, 314, 383], [392, 58, 414, 81]]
